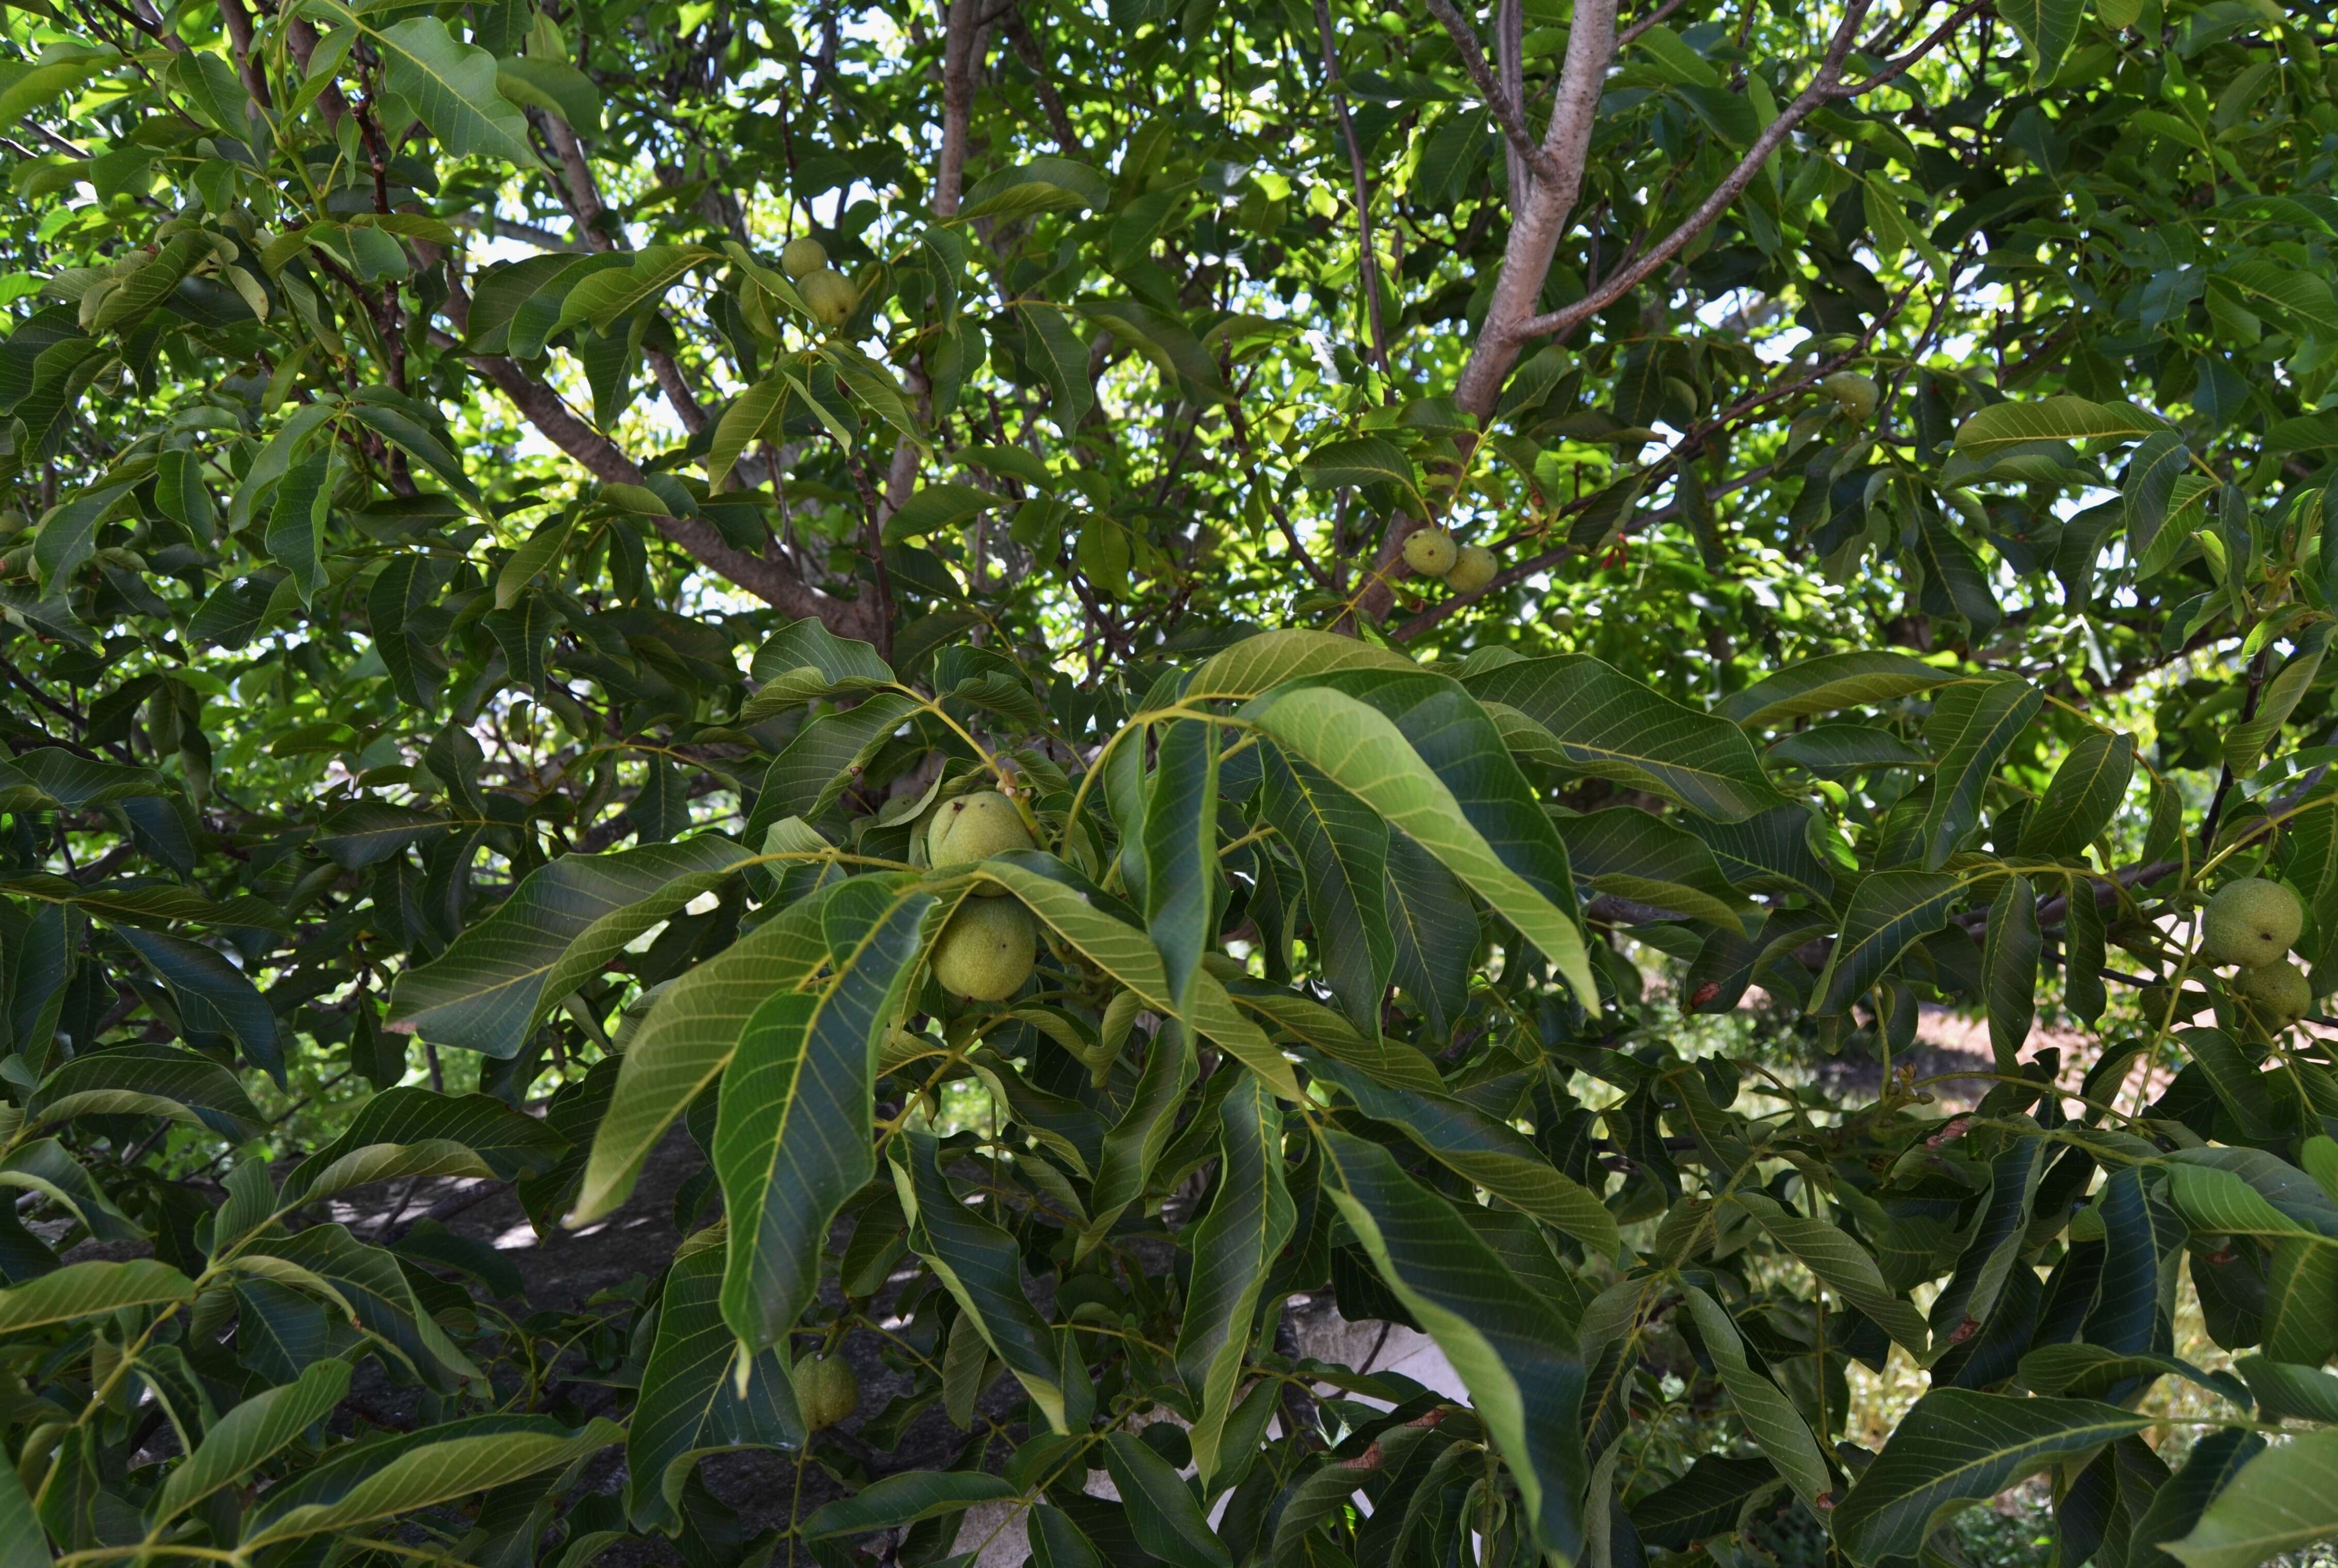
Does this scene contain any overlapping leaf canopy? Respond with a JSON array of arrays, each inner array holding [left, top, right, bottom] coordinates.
[[0, 0, 2335, 1560]]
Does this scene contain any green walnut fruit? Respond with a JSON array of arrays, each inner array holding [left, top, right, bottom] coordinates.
[[792, 1353, 858, 1430], [780, 235, 828, 281], [1820, 371, 1881, 420], [932, 898, 1037, 1001], [2201, 877, 2304, 968], [1402, 527, 1458, 577], [800, 267, 858, 328], [2233, 961, 2314, 1029], [1445, 543, 1497, 595], [926, 790, 1034, 892]]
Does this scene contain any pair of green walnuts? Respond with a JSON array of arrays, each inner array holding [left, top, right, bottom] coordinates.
[[925, 791, 1041, 1002], [2202, 877, 2318, 1027], [779, 235, 859, 329], [1400, 526, 1498, 594]]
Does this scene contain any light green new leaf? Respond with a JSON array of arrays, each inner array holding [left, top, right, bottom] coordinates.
[[373, 17, 540, 167], [1175, 1076, 1295, 1485], [1243, 681, 1596, 1007], [390, 838, 753, 1058], [1465, 655, 1787, 822], [1319, 1129, 1586, 1559], [715, 882, 935, 1352], [571, 888, 837, 1222], [153, 1359, 353, 1522], [0, 1258, 195, 1335], [1719, 651, 1955, 729], [2168, 1429, 2338, 1568], [1831, 1391, 2149, 1565]]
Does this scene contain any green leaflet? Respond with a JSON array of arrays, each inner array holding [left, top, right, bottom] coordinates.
[[570, 887, 838, 1222], [1719, 651, 1955, 729], [0, 1258, 194, 1334], [1314, 1056, 1622, 1259], [1318, 1129, 1586, 1559], [800, 1471, 1022, 1539], [1243, 678, 1596, 1008], [983, 856, 1301, 1100], [1260, 743, 1394, 1036], [2018, 730, 2136, 858], [1103, 1431, 1232, 1568], [240, 1419, 623, 1546], [280, 1088, 567, 1207], [1174, 1075, 1295, 1486], [1463, 654, 1788, 822], [1831, 1391, 2149, 1565], [1731, 1194, 1930, 1355], [2168, 1429, 2338, 1568], [626, 1233, 800, 1530], [1982, 874, 2040, 1073], [371, 16, 540, 167], [389, 837, 754, 1057], [1682, 1287, 1832, 1513], [1557, 806, 1750, 929], [714, 881, 936, 1352], [1814, 871, 1963, 1015], [1918, 677, 2042, 870], [151, 1359, 353, 1522], [1953, 396, 2167, 454], [891, 1129, 1067, 1431], [1144, 715, 1220, 1018]]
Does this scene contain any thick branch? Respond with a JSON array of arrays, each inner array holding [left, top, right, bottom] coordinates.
[[214, 0, 271, 111], [937, 0, 982, 218], [1447, 0, 1616, 419]]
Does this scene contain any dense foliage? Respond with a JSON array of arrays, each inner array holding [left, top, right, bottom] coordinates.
[[1, 0, 2337, 1560]]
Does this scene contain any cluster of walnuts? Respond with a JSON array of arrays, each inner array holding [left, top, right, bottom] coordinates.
[[2202, 876, 2319, 1030], [925, 791, 1040, 1001], [1402, 525, 1497, 594]]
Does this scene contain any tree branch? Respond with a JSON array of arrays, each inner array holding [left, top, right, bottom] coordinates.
[[1422, 0, 1546, 183], [1511, 0, 1879, 343], [937, 0, 983, 218], [428, 322, 870, 633], [1315, 0, 1394, 381]]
